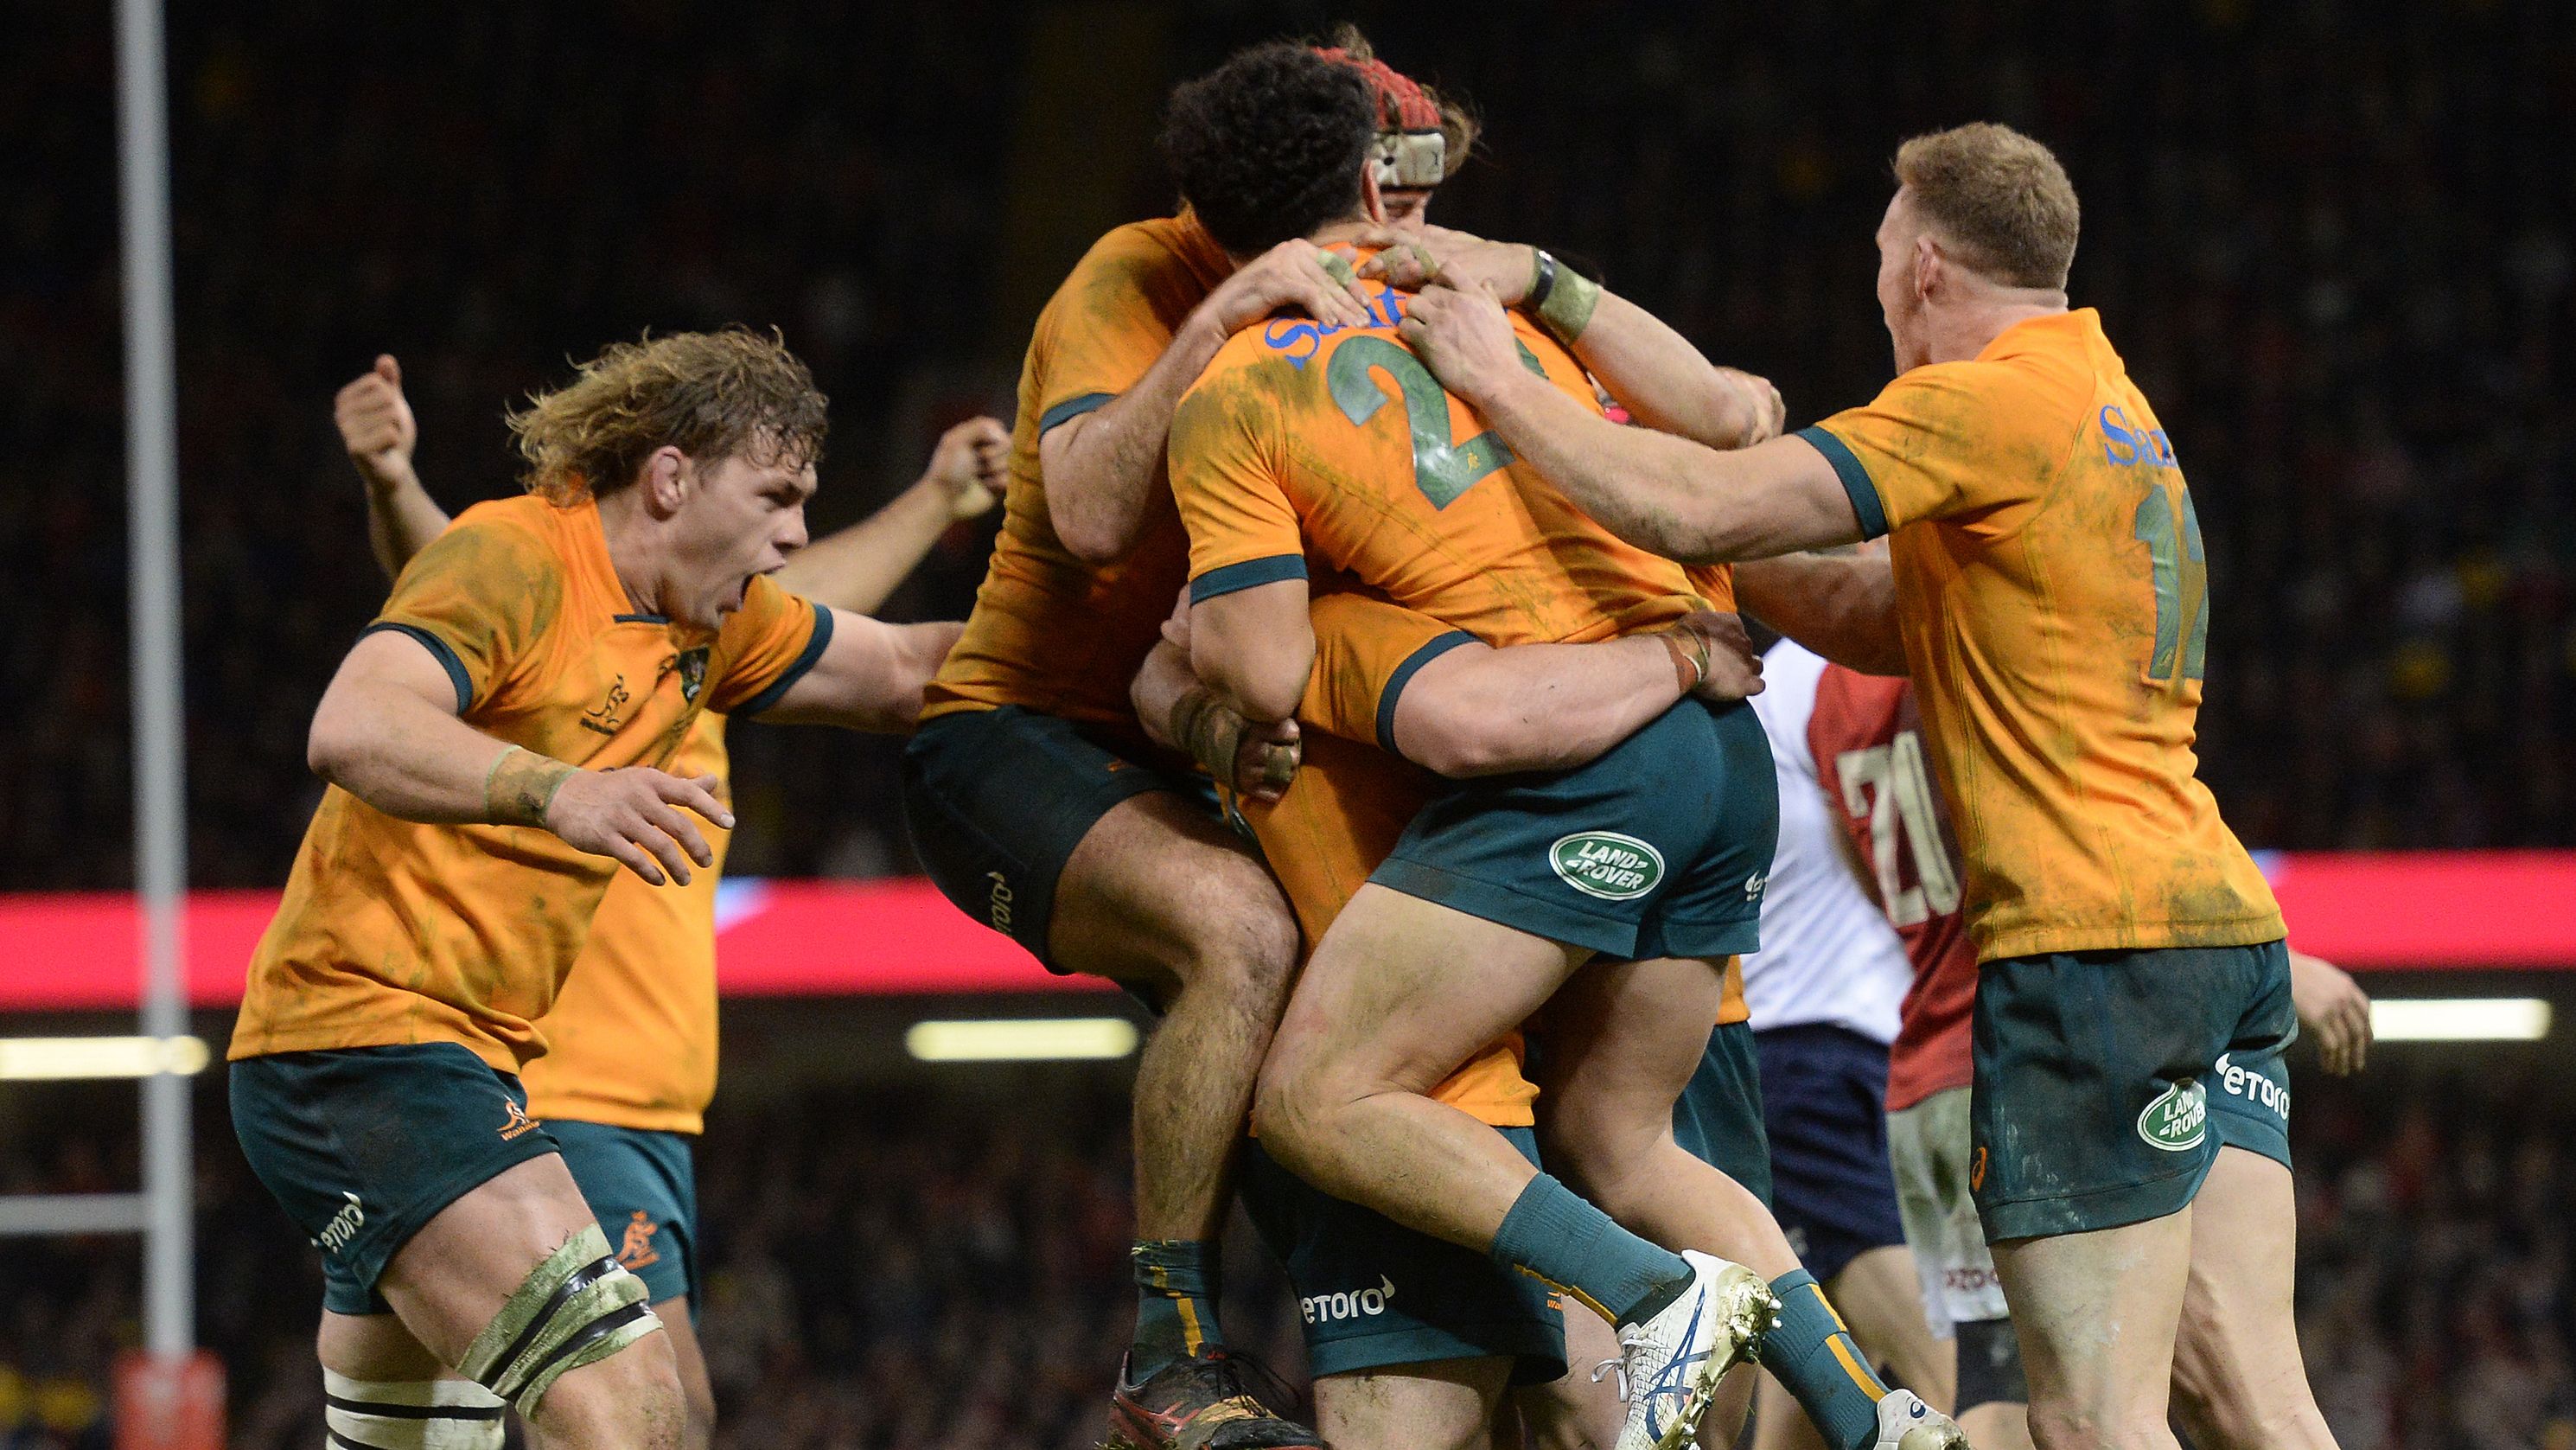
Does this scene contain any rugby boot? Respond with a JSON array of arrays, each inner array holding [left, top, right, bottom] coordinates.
[[1873, 1389, 1972, 1449], [1105, 1347, 1324, 1450], [1608, 1249, 1781, 1450]]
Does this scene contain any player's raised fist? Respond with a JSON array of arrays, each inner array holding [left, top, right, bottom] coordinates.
[[334, 355, 418, 492], [1203, 238, 1375, 335], [541, 766, 735, 887], [926, 415, 1007, 520]]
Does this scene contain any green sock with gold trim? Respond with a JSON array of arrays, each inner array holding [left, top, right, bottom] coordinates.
[[1760, 1269, 1891, 1450], [1129, 1239, 1225, 1379]]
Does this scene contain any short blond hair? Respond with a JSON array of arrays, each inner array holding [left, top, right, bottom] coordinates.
[[506, 327, 827, 503], [1893, 123, 2079, 291]]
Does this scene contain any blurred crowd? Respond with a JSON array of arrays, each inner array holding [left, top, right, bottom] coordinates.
[[0, 1058, 2571, 1449], [7, 0, 2573, 890]]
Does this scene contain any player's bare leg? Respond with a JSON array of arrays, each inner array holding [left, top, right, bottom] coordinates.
[[1255, 888, 1584, 1248], [1049, 789, 1314, 1447], [1258, 892, 1774, 1450], [373, 1155, 684, 1449], [1260, 899, 1947, 1450], [315, 1312, 509, 1450], [1751, 1247, 1951, 1449], [1509, 1310, 1623, 1450], [1530, 955, 1946, 1450], [654, 1298, 716, 1450], [1957, 1402, 2033, 1450], [2167, 1148, 2338, 1450], [1529, 958, 1800, 1282], [1314, 1356, 1514, 1450], [1989, 1215, 2191, 1450]]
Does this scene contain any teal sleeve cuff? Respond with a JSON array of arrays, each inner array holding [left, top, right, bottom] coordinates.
[[1792, 425, 1888, 540], [1189, 555, 1307, 603], [1037, 393, 1116, 435], [1375, 631, 1477, 758], [733, 604, 836, 718], [361, 623, 474, 713]]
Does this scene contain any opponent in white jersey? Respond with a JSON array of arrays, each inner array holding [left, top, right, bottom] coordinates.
[[1738, 638, 1948, 1446]]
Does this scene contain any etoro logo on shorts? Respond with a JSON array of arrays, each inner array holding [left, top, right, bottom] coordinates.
[[1549, 831, 1664, 901], [2136, 1078, 2209, 1153], [1301, 1274, 1397, 1325]]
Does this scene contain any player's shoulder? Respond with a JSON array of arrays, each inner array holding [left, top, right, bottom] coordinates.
[[1062, 213, 1229, 299], [1903, 312, 2101, 415], [396, 494, 566, 590]]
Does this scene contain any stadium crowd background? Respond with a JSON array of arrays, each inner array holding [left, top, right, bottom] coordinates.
[[8, 0, 2576, 1447], [9, 1, 2573, 890]]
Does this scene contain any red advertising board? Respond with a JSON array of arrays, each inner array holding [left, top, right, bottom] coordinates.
[[0, 853, 2568, 1012]]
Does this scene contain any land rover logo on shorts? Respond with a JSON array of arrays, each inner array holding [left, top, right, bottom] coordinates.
[[1549, 831, 1664, 901], [2136, 1079, 2208, 1153]]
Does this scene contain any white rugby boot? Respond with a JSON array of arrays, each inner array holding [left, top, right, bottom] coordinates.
[[1607, 1249, 1780, 1450], [1873, 1388, 1972, 1448]]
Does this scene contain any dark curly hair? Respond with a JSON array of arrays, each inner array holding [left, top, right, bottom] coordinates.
[[1161, 42, 1377, 256]]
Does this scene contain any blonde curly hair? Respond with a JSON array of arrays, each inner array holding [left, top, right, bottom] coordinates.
[[506, 327, 828, 503]]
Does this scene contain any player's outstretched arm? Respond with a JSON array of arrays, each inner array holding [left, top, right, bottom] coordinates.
[[1402, 286, 1863, 563], [307, 630, 731, 885], [335, 355, 451, 581], [1043, 241, 1375, 565], [775, 417, 1005, 615], [1731, 546, 1909, 676], [1388, 612, 1764, 776], [748, 613, 965, 731], [1361, 227, 1782, 450]]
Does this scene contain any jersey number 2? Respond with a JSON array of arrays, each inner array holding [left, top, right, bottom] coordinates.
[[1835, 731, 1962, 929], [1329, 336, 1514, 509], [2133, 484, 2209, 685]]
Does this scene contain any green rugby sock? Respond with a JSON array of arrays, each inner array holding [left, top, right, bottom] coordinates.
[[1759, 1269, 1890, 1450], [1490, 1172, 1694, 1325], [1129, 1239, 1225, 1377]]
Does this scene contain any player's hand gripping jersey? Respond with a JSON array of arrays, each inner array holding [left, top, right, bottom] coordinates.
[[922, 213, 1231, 733], [520, 712, 729, 1134], [230, 494, 825, 1072], [1171, 275, 1714, 647], [1795, 310, 2285, 960]]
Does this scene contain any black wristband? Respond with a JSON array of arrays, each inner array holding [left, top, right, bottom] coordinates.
[[1527, 249, 1559, 310]]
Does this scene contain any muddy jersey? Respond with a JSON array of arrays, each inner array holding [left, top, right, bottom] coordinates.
[[230, 495, 822, 1072], [1799, 309, 2283, 961], [921, 213, 1231, 740]]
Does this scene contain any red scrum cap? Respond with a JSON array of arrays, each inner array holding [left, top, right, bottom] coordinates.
[[1314, 45, 1447, 190]]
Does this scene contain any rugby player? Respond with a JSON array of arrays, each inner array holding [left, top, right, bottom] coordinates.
[[1132, 41, 1815, 1450], [1137, 584, 1767, 1450], [1153, 49, 1964, 1450], [900, 30, 1659, 1448], [1738, 636, 1947, 1448], [1398, 122, 2341, 1450], [1806, 657, 2373, 1450], [328, 354, 1003, 1449], [231, 329, 959, 1450]]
